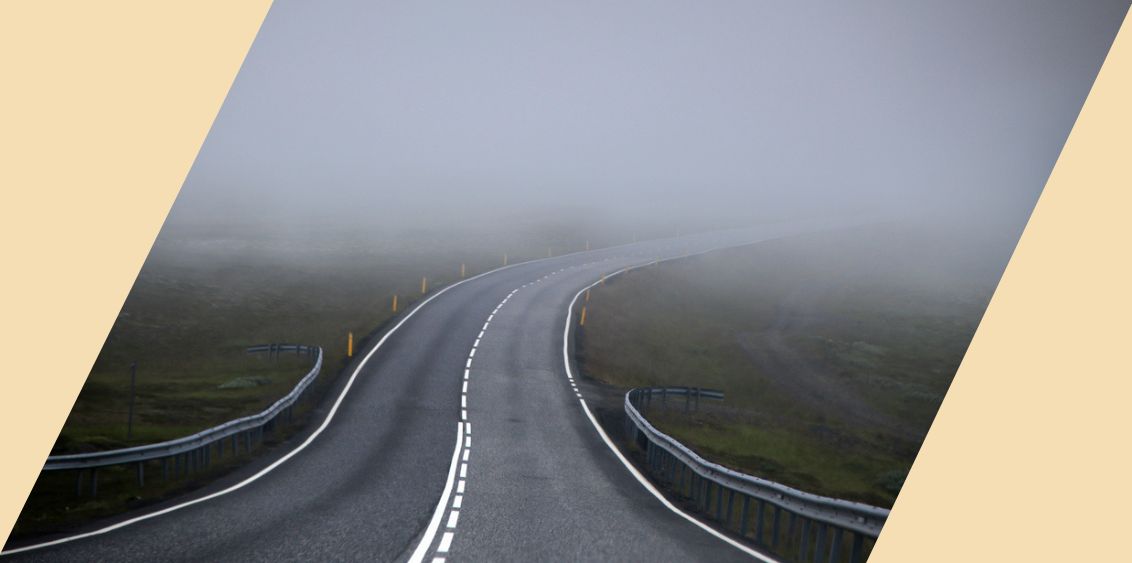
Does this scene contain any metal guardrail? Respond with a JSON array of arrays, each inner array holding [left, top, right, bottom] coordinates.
[[624, 386, 889, 563], [44, 345, 323, 495], [244, 343, 320, 358]]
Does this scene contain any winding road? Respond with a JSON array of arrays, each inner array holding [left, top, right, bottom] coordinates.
[[4, 224, 819, 562]]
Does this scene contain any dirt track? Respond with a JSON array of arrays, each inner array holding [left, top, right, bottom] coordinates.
[[734, 282, 913, 440]]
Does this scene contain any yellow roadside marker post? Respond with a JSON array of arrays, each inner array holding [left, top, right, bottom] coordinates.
[[460, 263, 466, 278], [392, 294, 398, 313], [585, 289, 590, 303], [601, 273, 605, 285], [579, 306, 587, 326], [348, 332, 354, 358], [421, 276, 428, 294]]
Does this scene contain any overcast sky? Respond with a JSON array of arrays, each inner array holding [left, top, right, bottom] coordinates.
[[167, 0, 1129, 233]]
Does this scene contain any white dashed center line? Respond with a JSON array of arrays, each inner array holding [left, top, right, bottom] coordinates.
[[425, 286, 521, 561]]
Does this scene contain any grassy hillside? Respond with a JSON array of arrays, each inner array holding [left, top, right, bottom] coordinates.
[[578, 223, 1010, 507]]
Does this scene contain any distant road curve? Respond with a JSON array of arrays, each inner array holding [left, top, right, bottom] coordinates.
[[5, 221, 830, 562]]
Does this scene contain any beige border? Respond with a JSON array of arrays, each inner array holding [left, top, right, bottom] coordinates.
[[0, 2, 272, 546], [2, 3, 1130, 559], [872, 8, 1132, 562]]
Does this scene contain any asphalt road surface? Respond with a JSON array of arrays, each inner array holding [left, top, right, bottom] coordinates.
[[5, 223, 823, 562]]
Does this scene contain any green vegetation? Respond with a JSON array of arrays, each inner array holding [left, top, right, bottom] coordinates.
[[578, 223, 1009, 507]]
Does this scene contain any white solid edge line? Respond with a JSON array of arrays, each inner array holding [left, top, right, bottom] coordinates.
[[561, 262, 777, 562], [407, 422, 464, 563], [2, 250, 535, 557]]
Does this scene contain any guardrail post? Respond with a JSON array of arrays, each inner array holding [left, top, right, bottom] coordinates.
[[162, 457, 169, 481], [739, 494, 750, 537], [690, 473, 698, 505], [682, 465, 691, 498], [136, 462, 144, 487], [74, 470, 83, 496], [715, 483, 724, 521], [813, 523, 826, 563], [89, 468, 98, 497], [800, 517, 812, 561], [772, 506, 781, 550], [725, 489, 735, 529], [700, 475, 708, 509], [704, 478, 712, 513], [828, 527, 843, 563], [756, 499, 766, 544], [849, 533, 863, 563], [692, 471, 701, 507]]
